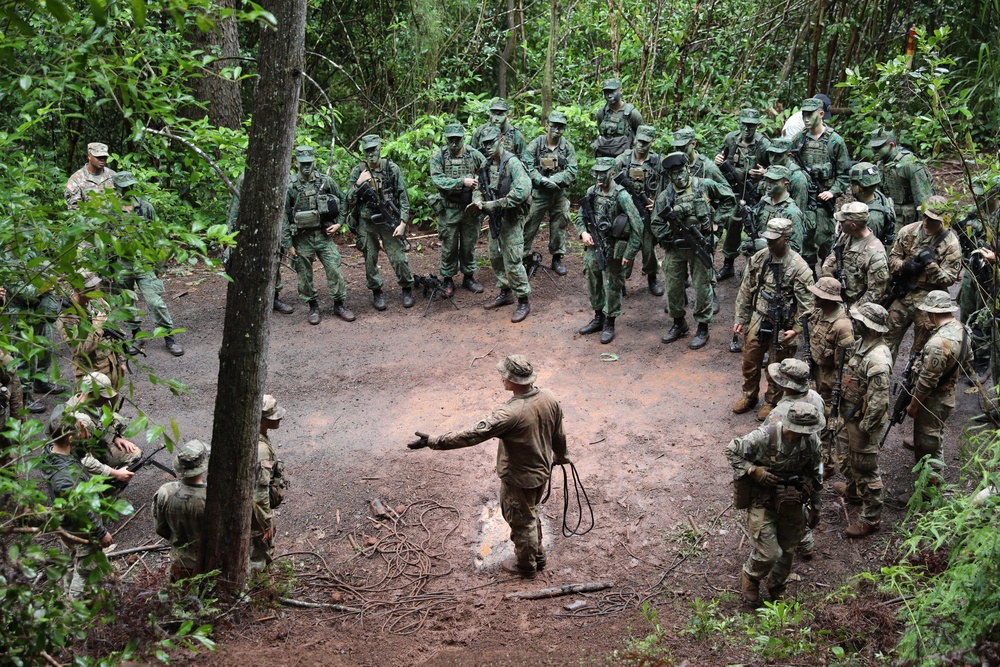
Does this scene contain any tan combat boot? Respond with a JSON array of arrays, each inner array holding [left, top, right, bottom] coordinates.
[[741, 572, 760, 606]]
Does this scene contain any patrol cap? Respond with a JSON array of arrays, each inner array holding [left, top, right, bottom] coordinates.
[[262, 394, 286, 421], [88, 142, 110, 157], [800, 98, 824, 112], [672, 127, 696, 147], [77, 269, 102, 290], [635, 125, 656, 142], [784, 402, 824, 434], [763, 165, 790, 181], [81, 371, 117, 399], [850, 302, 889, 333], [767, 138, 794, 154], [850, 161, 881, 186], [918, 290, 957, 313], [602, 78, 621, 91], [295, 145, 316, 163], [174, 439, 211, 477], [921, 195, 950, 222], [808, 275, 844, 302], [489, 98, 511, 112], [113, 171, 138, 188], [478, 124, 501, 143], [662, 152, 689, 170], [834, 201, 870, 223], [547, 111, 568, 126], [867, 129, 895, 148], [813, 93, 833, 121], [444, 123, 465, 138], [761, 218, 794, 239], [739, 108, 761, 124], [768, 358, 811, 393], [592, 157, 616, 172], [361, 134, 382, 150], [496, 354, 537, 385]]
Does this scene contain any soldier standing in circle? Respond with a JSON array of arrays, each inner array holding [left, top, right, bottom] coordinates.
[[822, 201, 889, 309], [848, 162, 897, 247], [283, 146, 355, 325], [672, 127, 727, 185], [523, 111, 578, 276], [831, 302, 893, 538], [884, 196, 963, 362], [251, 395, 289, 574], [790, 98, 851, 270], [471, 98, 528, 156], [615, 125, 665, 296], [575, 158, 643, 344], [409, 355, 569, 580], [714, 108, 771, 280], [956, 179, 999, 386], [473, 125, 534, 323], [725, 402, 823, 605], [902, 291, 972, 479], [753, 165, 805, 253], [65, 142, 116, 210], [347, 134, 415, 312], [867, 129, 934, 241], [152, 439, 209, 581], [112, 172, 184, 356], [654, 152, 737, 349], [429, 123, 487, 296], [733, 219, 815, 418], [593, 78, 644, 159], [765, 138, 811, 217]]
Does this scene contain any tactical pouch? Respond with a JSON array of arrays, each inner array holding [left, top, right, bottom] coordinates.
[[733, 475, 752, 509], [774, 485, 803, 515], [594, 134, 630, 158], [428, 193, 445, 214], [610, 213, 630, 240], [540, 157, 557, 172], [628, 167, 646, 181], [294, 210, 320, 226]]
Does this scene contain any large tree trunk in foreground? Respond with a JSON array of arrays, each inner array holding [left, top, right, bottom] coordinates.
[[189, 0, 244, 129], [199, 0, 306, 594]]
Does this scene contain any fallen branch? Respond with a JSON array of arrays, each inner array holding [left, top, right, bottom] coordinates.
[[106, 543, 169, 558], [504, 581, 614, 600], [278, 597, 361, 613], [471, 342, 499, 367], [39, 650, 62, 667]]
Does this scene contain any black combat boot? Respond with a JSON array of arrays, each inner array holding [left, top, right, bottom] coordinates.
[[372, 290, 387, 311], [164, 335, 184, 356], [25, 392, 45, 414], [730, 334, 743, 353], [578, 311, 605, 335], [511, 296, 530, 323], [333, 300, 355, 322], [32, 379, 68, 395], [717, 258, 735, 280], [308, 300, 321, 324], [647, 274, 664, 296], [713, 293, 720, 314], [442, 277, 456, 297], [661, 318, 689, 344], [551, 254, 567, 276], [402, 287, 415, 309], [273, 293, 294, 314], [689, 323, 709, 349], [600, 317, 616, 344], [462, 274, 484, 293], [485, 288, 514, 310]]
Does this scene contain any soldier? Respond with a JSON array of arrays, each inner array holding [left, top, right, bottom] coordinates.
[[956, 179, 998, 386], [733, 219, 815, 419], [902, 292, 972, 478], [65, 371, 141, 486], [753, 165, 805, 253], [714, 108, 771, 280], [653, 153, 737, 349], [408, 354, 569, 579], [523, 111, 578, 276], [0, 351, 25, 428], [152, 439, 209, 581], [725, 402, 823, 605], [65, 142, 116, 210], [429, 123, 487, 295], [884, 196, 963, 361], [283, 146, 355, 325], [764, 139, 810, 220], [44, 406, 113, 599], [471, 98, 528, 156], [848, 162, 897, 247], [868, 129, 934, 239], [593, 78, 644, 158], [830, 302, 893, 538], [112, 172, 184, 356], [57, 271, 126, 388], [576, 158, 643, 344], [821, 201, 889, 309], [252, 395, 289, 574], [346, 134, 415, 311], [790, 98, 851, 269], [473, 125, 533, 323], [615, 125, 665, 296], [672, 127, 726, 185]]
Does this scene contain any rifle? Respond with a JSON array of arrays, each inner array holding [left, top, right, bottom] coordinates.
[[580, 193, 609, 272], [719, 144, 761, 207], [657, 199, 715, 269], [108, 442, 176, 492], [613, 170, 652, 227], [356, 181, 402, 230], [879, 350, 920, 448], [880, 231, 953, 309], [792, 139, 836, 216], [738, 201, 763, 257], [412, 274, 460, 317], [799, 314, 816, 384], [476, 169, 502, 241], [522, 251, 558, 286], [758, 260, 790, 360]]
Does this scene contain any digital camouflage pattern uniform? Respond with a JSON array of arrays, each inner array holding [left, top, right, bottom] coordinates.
[[471, 99, 528, 156], [478, 144, 533, 299], [616, 126, 664, 282], [152, 440, 209, 580], [821, 207, 890, 310], [65, 142, 115, 210], [251, 396, 288, 573], [955, 200, 998, 381], [717, 109, 771, 261], [673, 127, 727, 186], [766, 139, 810, 217], [868, 131, 935, 239], [429, 125, 487, 279], [56, 293, 125, 388], [2, 257, 61, 394], [754, 166, 805, 253], [593, 78, 644, 158], [523, 113, 578, 260]]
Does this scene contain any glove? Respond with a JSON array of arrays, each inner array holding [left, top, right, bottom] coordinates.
[[914, 247, 936, 266], [807, 507, 821, 528], [406, 431, 430, 450], [748, 465, 779, 486], [481, 200, 498, 213], [541, 177, 560, 190], [900, 258, 923, 277]]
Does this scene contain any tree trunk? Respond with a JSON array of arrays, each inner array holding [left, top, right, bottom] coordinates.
[[541, 0, 559, 118], [189, 0, 244, 129], [198, 0, 306, 595], [498, 0, 516, 97], [807, 0, 826, 96]]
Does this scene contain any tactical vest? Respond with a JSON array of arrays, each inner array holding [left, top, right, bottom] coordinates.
[[757, 198, 796, 227], [620, 153, 661, 198], [591, 185, 630, 241], [598, 102, 636, 138], [290, 174, 324, 228], [370, 160, 397, 205], [729, 136, 765, 173], [865, 190, 897, 245], [535, 141, 569, 176], [882, 149, 916, 206], [672, 178, 712, 233], [439, 148, 477, 205], [798, 130, 835, 187], [842, 341, 890, 407], [500, 127, 520, 153]]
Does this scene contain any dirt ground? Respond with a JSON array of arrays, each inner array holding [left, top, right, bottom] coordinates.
[[75, 223, 986, 666]]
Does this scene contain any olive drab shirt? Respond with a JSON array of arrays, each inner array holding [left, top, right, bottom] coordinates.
[[65, 165, 117, 210], [807, 304, 855, 372], [878, 148, 934, 222], [153, 480, 207, 571], [840, 338, 893, 435], [346, 158, 411, 224], [862, 189, 897, 246], [283, 172, 344, 238], [724, 424, 822, 508], [650, 176, 737, 242], [735, 248, 815, 333], [754, 193, 805, 252], [888, 222, 963, 291], [718, 131, 771, 185], [821, 232, 890, 308], [430, 145, 486, 207], [574, 184, 644, 262], [429, 387, 568, 490], [912, 320, 973, 400], [791, 127, 851, 196], [524, 135, 578, 190], [471, 123, 528, 157]]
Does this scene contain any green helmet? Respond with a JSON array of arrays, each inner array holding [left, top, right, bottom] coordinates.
[[850, 161, 881, 187]]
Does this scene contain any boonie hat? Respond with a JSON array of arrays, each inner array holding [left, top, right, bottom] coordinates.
[[113, 172, 138, 188], [444, 123, 465, 138], [739, 108, 761, 124], [262, 394, 286, 421], [88, 142, 110, 157], [77, 270, 102, 290], [808, 275, 844, 302], [295, 146, 316, 162], [174, 439, 211, 477], [918, 290, 957, 313], [361, 134, 381, 150], [81, 371, 117, 399], [921, 195, 950, 223], [496, 354, 537, 385], [850, 302, 889, 333], [762, 218, 794, 239], [834, 201, 870, 223], [768, 358, 810, 393], [672, 127, 696, 147], [784, 402, 824, 434]]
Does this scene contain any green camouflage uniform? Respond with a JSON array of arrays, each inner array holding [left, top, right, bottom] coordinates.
[[283, 171, 348, 303], [593, 102, 644, 158], [575, 184, 643, 318], [471, 122, 528, 157], [2, 260, 61, 387], [523, 135, 578, 258], [429, 143, 486, 278], [346, 158, 414, 291], [791, 127, 851, 267], [753, 193, 804, 254], [718, 130, 771, 259], [821, 232, 890, 309], [117, 197, 177, 332], [0, 353, 24, 425], [766, 141, 810, 217], [480, 151, 533, 297], [153, 479, 207, 579], [861, 190, 897, 247], [614, 147, 663, 279], [955, 211, 998, 380], [875, 146, 934, 238]]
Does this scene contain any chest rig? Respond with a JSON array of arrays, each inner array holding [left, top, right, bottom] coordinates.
[[621, 153, 661, 197], [536, 142, 568, 176], [799, 131, 835, 185]]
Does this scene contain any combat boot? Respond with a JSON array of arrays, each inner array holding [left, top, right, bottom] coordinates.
[[500, 557, 536, 580], [551, 254, 567, 276], [732, 395, 758, 414], [741, 572, 760, 606], [845, 521, 879, 538], [717, 258, 735, 280], [535, 551, 547, 571], [372, 290, 387, 311], [333, 300, 356, 322], [442, 277, 456, 298], [661, 318, 689, 344], [25, 393, 45, 414], [689, 323, 709, 349], [402, 287, 415, 309], [32, 379, 68, 395], [756, 403, 773, 421], [647, 274, 664, 296], [485, 288, 515, 310], [164, 335, 184, 357], [308, 299, 321, 325], [511, 296, 530, 323], [730, 335, 743, 353], [713, 293, 720, 314], [462, 274, 484, 293], [579, 311, 605, 335], [600, 317, 616, 344], [273, 294, 294, 314]]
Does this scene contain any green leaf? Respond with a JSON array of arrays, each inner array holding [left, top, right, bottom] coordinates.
[[130, 0, 146, 29], [19, 75, 32, 91]]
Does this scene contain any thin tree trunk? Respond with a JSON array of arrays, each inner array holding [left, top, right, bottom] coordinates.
[[779, 10, 813, 86], [541, 0, 559, 118], [807, 0, 826, 96], [498, 0, 516, 97], [199, 0, 306, 596], [189, 0, 244, 129]]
